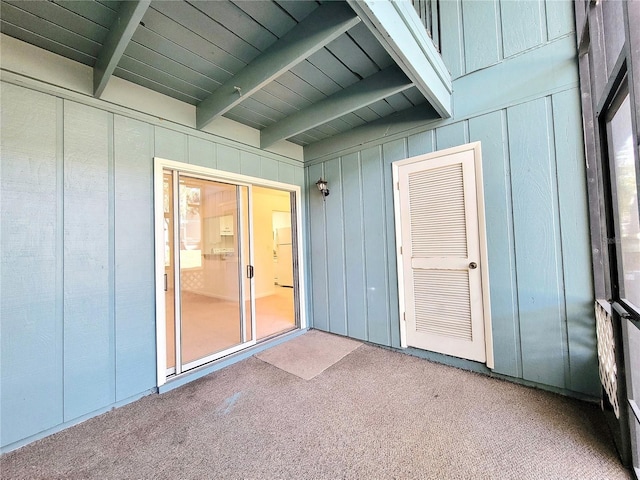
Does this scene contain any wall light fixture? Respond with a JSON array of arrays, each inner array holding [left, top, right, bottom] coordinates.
[[316, 178, 330, 197]]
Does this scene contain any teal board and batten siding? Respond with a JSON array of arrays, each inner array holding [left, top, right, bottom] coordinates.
[[439, 0, 574, 79], [305, 0, 599, 396], [0, 81, 304, 450]]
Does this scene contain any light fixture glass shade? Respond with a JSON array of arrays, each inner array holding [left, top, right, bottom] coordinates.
[[316, 178, 329, 197]]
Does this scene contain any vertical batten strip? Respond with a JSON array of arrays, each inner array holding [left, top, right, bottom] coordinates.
[[545, 95, 571, 391], [303, 168, 314, 328], [382, 138, 407, 348], [56, 97, 65, 419], [551, 90, 599, 396], [501, 108, 524, 379], [108, 113, 116, 403], [439, 0, 465, 79], [540, 0, 549, 43], [495, 0, 505, 62], [430, 0, 439, 50], [321, 162, 331, 334], [358, 153, 369, 341], [468, 112, 516, 372], [508, 97, 566, 389], [307, 163, 329, 331], [323, 156, 348, 336], [341, 153, 365, 339], [361, 145, 391, 346], [360, 146, 377, 343]]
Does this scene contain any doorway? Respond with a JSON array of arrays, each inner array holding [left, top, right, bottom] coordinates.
[[392, 142, 493, 367], [155, 159, 303, 385]]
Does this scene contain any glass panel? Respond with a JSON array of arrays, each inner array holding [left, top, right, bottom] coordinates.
[[163, 171, 176, 370], [240, 186, 253, 342], [602, 0, 625, 77], [626, 320, 640, 412], [609, 94, 640, 310], [180, 176, 242, 365], [252, 186, 296, 340]]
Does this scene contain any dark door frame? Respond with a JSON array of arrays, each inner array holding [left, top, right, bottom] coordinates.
[[575, 0, 640, 474]]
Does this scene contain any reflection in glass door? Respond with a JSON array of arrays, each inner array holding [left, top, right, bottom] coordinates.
[[252, 186, 297, 340], [164, 171, 254, 375], [607, 92, 640, 310]]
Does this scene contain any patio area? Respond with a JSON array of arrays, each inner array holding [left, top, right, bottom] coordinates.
[[1, 331, 631, 479]]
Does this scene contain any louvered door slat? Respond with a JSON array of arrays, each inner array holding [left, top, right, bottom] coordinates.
[[413, 269, 472, 340], [408, 163, 467, 258]]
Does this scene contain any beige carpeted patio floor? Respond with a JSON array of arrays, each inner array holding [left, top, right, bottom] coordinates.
[[1, 331, 632, 480]]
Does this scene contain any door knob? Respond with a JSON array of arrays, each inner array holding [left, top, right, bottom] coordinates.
[[469, 262, 477, 269]]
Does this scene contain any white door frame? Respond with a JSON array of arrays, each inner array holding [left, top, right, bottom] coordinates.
[[153, 157, 307, 387], [392, 142, 494, 368]]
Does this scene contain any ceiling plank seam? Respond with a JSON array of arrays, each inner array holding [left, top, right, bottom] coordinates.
[[196, 1, 360, 130], [93, 0, 151, 97]]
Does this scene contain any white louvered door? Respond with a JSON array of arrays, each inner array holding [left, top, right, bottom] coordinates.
[[393, 143, 492, 365]]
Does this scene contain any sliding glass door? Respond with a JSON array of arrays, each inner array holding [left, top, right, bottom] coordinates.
[[158, 162, 301, 380], [163, 171, 254, 375], [252, 186, 297, 340]]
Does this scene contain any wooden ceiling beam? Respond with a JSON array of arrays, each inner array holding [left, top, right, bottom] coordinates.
[[93, 0, 150, 97], [196, 2, 360, 130], [260, 65, 413, 148]]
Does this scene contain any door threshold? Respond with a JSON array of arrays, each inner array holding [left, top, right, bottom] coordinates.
[[159, 328, 307, 393], [257, 325, 298, 343]]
